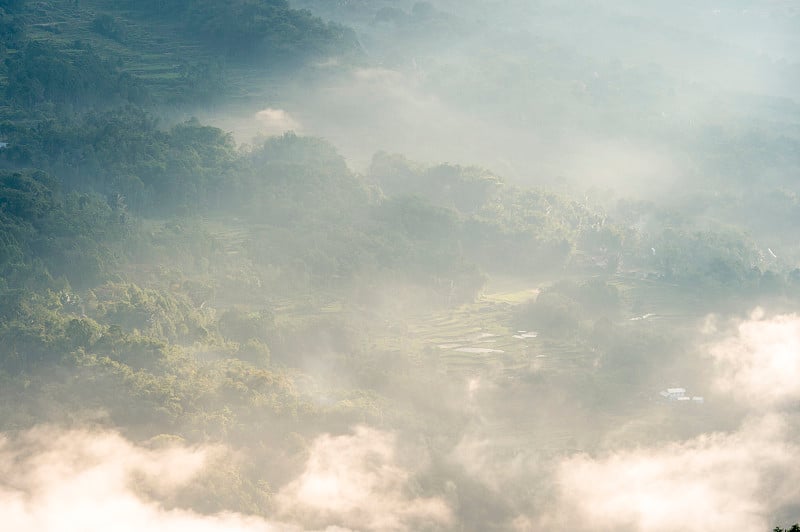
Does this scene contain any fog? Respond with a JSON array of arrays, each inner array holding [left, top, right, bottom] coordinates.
[[552, 414, 799, 531], [2, 0, 799, 530], [547, 311, 800, 531], [0, 426, 451, 532], [201, 0, 799, 197], [4, 311, 800, 530]]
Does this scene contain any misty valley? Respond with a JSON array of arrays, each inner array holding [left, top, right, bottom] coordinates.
[[0, 0, 799, 531]]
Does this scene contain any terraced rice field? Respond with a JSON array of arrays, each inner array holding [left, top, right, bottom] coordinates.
[[402, 280, 593, 378], [610, 273, 703, 323], [26, 1, 223, 101]]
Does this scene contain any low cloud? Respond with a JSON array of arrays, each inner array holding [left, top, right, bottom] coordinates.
[[709, 309, 800, 406], [0, 425, 451, 532], [540, 310, 800, 532], [549, 415, 800, 532], [254, 108, 302, 135], [451, 434, 543, 496], [277, 426, 452, 531], [0, 427, 281, 532], [7, 312, 798, 531]]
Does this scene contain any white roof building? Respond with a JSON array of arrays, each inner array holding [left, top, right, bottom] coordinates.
[[659, 387, 704, 404]]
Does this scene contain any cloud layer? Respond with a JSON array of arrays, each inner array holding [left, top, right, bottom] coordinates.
[[0, 425, 451, 532], [710, 309, 800, 406], [550, 415, 800, 532], [0, 427, 278, 532], [3, 312, 798, 532], [542, 310, 800, 532], [277, 426, 451, 531]]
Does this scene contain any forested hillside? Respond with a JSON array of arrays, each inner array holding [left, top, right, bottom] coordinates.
[[0, 1, 799, 531]]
